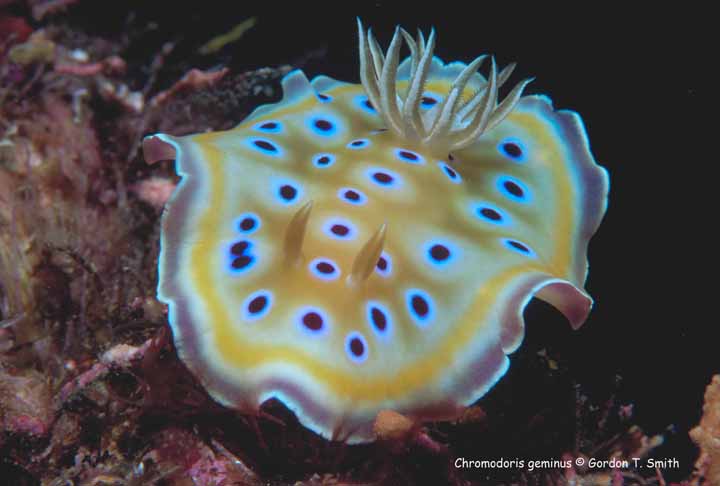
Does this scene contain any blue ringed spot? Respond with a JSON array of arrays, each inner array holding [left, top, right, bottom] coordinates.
[[394, 148, 425, 164], [497, 175, 531, 202], [309, 258, 340, 281], [236, 213, 260, 234], [423, 240, 459, 266], [420, 92, 441, 109], [345, 332, 369, 363], [472, 201, 509, 226], [295, 306, 330, 335], [354, 94, 376, 114], [271, 179, 303, 205], [338, 187, 367, 205], [231, 255, 254, 271], [347, 138, 370, 149], [498, 137, 527, 162], [437, 161, 462, 183], [227, 240, 256, 275], [366, 301, 392, 338], [247, 137, 282, 156], [405, 289, 434, 326], [230, 240, 250, 256], [253, 120, 282, 133], [307, 115, 339, 137], [312, 153, 336, 168], [365, 167, 402, 188], [322, 218, 357, 241], [241, 290, 273, 321], [501, 238, 537, 258], [376, 251, 392, 277]]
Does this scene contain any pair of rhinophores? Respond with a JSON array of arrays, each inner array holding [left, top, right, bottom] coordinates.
[[143, 20, 609, 443]]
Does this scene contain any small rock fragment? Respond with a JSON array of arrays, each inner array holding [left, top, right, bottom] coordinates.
[[373, 409, 415, 441]]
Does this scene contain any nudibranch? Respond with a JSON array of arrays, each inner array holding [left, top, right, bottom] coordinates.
[[143, 21, 609, 443]]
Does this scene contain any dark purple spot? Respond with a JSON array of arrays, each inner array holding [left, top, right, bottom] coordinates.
[[317, 93, 330, 101], [232, 255, 253, 269], [448, 153, 455, 161], [351, 140, 365, 147], [302, 312, 323, 331], [279, 185, 297, 201], [399, 150, 418, 161], [260, 122, 277, 130], [421, 96, 437, 106], [239, 217, 256, 232], [443, 165, 458, 179], [430, 244, 450, 261], [230, 241, 250, 255], [480, 207, 502, 221], [344, 189, 360, 201], [314, 119, 333, 131], [363, 99, 375, 111], [503, 142, 522, 158], [248, 296, 267, 314], [317, 156, 331, 166], [508, 240, 530, 253], [504, 180, 524, 198], [372, 172, 393, 185], [253, 140, 277, 152], [349, 337, 365, 357], [331, 224, 349, 237], [411, 295, 429, 318], [370, 307, 387, 331], [316, 262, 335, 274], [377, 257, 388, 271]]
